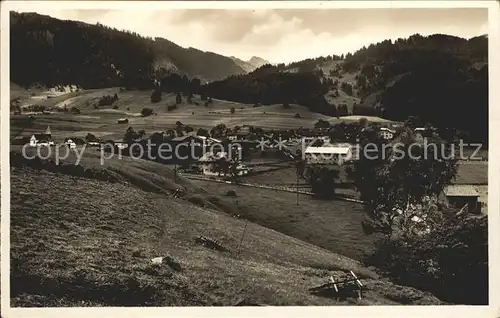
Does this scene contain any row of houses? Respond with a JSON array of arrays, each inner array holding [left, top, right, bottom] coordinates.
[[12, 126, 100, 149]]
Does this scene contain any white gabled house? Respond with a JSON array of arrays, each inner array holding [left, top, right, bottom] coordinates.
[[304, 145, 352, 165], [379, 127, 396, 140]]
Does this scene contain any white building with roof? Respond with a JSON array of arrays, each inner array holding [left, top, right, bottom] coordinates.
[[379, 127, 396, 140], [442, 185, 481, 214], [304, 146, 352, 165]]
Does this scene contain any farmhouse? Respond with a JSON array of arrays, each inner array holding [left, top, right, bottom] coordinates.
[[198, 152, 250, 176], [112, 140, 128, 150], [64, 137, 86, 145], [197, 135, 223, 148], [64, 139, 77, 149], [304, 146, 352, 165], [443, 185, 481, 214], [302, 136, 331, 147], [28, 125, 54, 146], [413, 127, 435, 143], [379, 127, 396, 140], [30, 134, 54, 146]]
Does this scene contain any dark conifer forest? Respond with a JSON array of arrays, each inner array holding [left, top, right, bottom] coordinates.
[[11, 11, 488, 143]]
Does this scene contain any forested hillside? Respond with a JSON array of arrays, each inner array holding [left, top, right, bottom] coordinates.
[[203, 34, 488, 143], [10, 11, 248, 88]]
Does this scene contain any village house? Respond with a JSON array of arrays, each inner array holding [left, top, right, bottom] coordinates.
[[442, 185, 481, 214], [29, 126, 54, 146], [413, 127, 437, 143], [63, 137, 86, 148], [379, 127, 396, 140], [302, 136, 331, 146], [304, 145, 352, 165], [198, 152, 250, 176]]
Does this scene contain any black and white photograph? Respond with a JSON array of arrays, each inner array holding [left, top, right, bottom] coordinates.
[[1, 1, 499, 317]]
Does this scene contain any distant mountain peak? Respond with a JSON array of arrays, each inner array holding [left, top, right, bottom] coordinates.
[[229, 56, 269, 73], [248, 56, 269, 68]]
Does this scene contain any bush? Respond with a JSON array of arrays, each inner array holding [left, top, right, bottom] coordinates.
[[167, 104, 177, 111], [197, 128, 209, 137], [294, 113, 301, 118], [70, 107, 80, 114], [314, 119, 330, 129], [282, 102, 290, 109], [230, 107, 235, 114], [85, 133, 98, 142], [113, 105, 119, 109], [226, 190, 237, 197], [151, 89, 162, 103], [366, 213, 488, 305], [98, 94, 118, 106], [141, 108, 154, 117], [341, 82, 353, 96]]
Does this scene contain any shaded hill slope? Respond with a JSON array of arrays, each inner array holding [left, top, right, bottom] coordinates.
[[10, 11, 248, 88], [10, 164, 444, 306], [203, 33, 488, 143]]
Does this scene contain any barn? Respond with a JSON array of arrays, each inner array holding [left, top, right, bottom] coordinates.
[[304, 146, 352, 165], [443, 185, 481, 214]]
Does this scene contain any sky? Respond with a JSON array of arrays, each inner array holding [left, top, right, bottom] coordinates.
[[15, 8, 488, 64]]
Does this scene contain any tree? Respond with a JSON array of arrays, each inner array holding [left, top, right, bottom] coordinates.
[[124, 127, 141, 145], [230, 107, 235, 114], [214, 157, 229, 177], [149, 132, 165, 145], [366, 208, 487, 305], [191, 77, 201, 93], [229, 161, 240, 181], [197, 128, 209, 137], [210, 123, 227, 138], [358, 117, 368, 128], [341, 82, 353, 96], [307, 166, 338, 199], [295, 159, 305, 177], [85, 133, 98, 142], [151, 89, 161, 103], [141, 108, 153, 117], [176, 92, 182, 104], [314, 119, 330, 129], [352, 125, 458, 237]]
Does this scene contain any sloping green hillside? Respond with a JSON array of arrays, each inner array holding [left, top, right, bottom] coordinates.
[[10, 163, 444, 306]]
